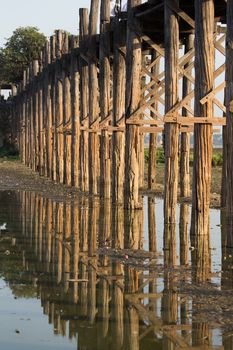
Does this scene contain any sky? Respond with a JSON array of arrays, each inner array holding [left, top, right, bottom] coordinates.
[[0, 0, 91, 47]]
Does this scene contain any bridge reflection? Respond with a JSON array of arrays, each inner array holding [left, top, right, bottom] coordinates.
[[0, 190, 231, 350]]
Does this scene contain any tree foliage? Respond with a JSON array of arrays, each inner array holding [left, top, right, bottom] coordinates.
[[0, 27, 46, 84]]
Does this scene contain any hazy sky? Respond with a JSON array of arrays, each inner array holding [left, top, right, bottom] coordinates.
[[0, 0, 91, 47]]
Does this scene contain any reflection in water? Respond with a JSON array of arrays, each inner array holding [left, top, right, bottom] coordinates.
[[0, 191, 231, 349]]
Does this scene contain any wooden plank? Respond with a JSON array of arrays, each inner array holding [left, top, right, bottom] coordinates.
[[165, 116, 226, 126], [141, 35, 165, 57], [167, 0, 195, 28], [200, 81, 225, 104]]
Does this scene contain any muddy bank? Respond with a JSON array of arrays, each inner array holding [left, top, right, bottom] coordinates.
[[0, 159, 222, 208], [143, 163, 222, 208], [0, 160, 79, 202]]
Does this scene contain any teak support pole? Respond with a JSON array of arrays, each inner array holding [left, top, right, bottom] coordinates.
[[191, 0, 214, 282], [99, 0, 111, 199], [55, 30, 64, 184], [180, 34, 194, 198], [70, 36, 80, 188], [32, 60, 39, 173], [50, 35, 57, 182], [45, 42, 53, 179], [88, 0, 100, 195], [63, 71, 72, 186], [125, 0, 142, 209], [62, 33, 72, 186], [164, 0, 180, 224], [112, 19, 126, 204], [79, 8, 89, 192], [225, 0, 233, 228], [38, 78, 44, 176]]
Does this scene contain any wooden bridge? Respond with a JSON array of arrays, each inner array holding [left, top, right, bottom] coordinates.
[[8, 0, 233, 239]]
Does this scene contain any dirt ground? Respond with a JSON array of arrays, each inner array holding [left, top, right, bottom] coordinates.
[[0, 159, 222, 207], [0, 159, 80, 202], [143, 163, 222, 208]]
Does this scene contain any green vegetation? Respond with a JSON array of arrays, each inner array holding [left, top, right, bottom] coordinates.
[[0, 27, 46, 84], [145, 148, 223, 167]]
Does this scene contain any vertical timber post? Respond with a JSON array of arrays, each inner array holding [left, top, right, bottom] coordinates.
[[79, 8, 89, 192], [55, 30, 64, 183], [32, 60, 39, 172], [88, 0, 100, 194], [191, 0, 214, 281], [164, 0, 180, 224], [70, 36, 80, 188], [125, 0, 142, 209], [99, 0, 111, 198], [62, 32, 72, 186], [112, 18, 126, 204], [45, 41, 53, 179], [180, 34, 194, 198]]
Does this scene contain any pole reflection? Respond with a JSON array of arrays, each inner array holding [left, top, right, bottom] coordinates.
[[0, 190, 229, 350]]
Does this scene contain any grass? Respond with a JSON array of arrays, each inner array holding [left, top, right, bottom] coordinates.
[[144, 147, 223, 196], [145, 147, 223, 167]]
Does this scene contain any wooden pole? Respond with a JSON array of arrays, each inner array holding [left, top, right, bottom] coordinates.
[[63, 70, 72, 186], [79, 8, 89, 192], [50, 34, 57, 181], [180, 34, 194, 198], [88, 0, 100, 194], [164, 0, 180, 224], [139, 54, 147, 189], [125, 0, 142, 209], [33, 60, 39, 172], [225, 0, 233, 226], [148, 197, 156, 252], [70, 36, 80, 188], [191, 1, 214, 235], [55, 30, 64, 183], [38, 77, 44, 175], [62, 32, 72, 186], [191, 0, 214, 282], [179, 203, 189, 266], [112, 18, 126, 205], [99, 0, 111, 199], [44, 41, 53, 179]]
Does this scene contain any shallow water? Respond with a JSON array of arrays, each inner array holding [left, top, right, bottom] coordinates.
[[0, 190, 232, 349]]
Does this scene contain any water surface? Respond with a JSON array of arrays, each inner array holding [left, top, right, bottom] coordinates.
[[0, 190, 231, 349]]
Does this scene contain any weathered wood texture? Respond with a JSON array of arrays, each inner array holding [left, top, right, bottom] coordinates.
[[191, 0, 214, 282], [112, 19, 126, 204], [164, 0, 180, 224], [79, 8, 89, 192], [125, 0, 142, 209], [55, 30, 64, 183], [180, 34, 194, 198], [99, 0, 111, 199], [70, 36, 80, 188], [88, 0, 100, 195]]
